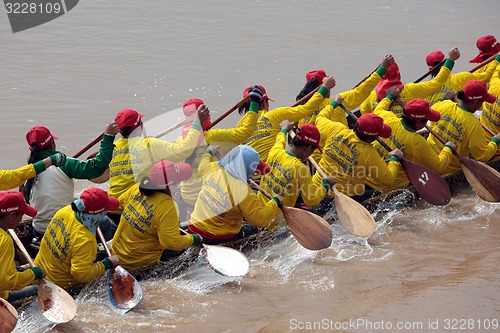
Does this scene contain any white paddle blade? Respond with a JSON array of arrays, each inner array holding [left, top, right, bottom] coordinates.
[[38, 279, 77, 323], [202, 245, 250, 277], [109, 266, 143, 311], [0, 298, 18, 333]]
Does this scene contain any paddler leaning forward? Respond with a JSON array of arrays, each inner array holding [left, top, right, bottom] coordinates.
[[310, 95, 403, 216], [188, 144, 282, 245], [111, 160, 203, 271]]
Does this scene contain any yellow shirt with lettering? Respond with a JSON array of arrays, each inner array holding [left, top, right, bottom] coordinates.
[[314, 104, 400, 196], [34, 206, 106, 288], [259, 131, 327, 207], [112, 184, 194, 271], [188, 153, 279, 239], [0, 228, 36, 299], [427, 100, 499, 174]]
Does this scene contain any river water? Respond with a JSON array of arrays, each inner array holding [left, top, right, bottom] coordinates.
[[2, 0, 499, 332]]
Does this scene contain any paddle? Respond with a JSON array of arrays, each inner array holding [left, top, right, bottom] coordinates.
[[86, 97, 250, 183], [248, 179, 332, 250], [424, 125, 500, 202], [73, 133, 104, 159], [339, 104, 451, 205], [414, 51, 497, 83], [179, 229, 250, 277], [482, 123, 497, 137], [152, 114, 197, 139], [206, 96, 250, 130], [0, 298, 18, 333], [95, 227, 143, 311], [8, 229, 77, 324], [291, 86, 321, 107], [393, 96, 500, 202], [414, 60, 446, 83], [469, 52, 499, 73], [305, 157, 377, 238]]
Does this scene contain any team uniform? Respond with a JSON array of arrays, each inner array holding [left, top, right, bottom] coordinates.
[[188, 152, 279, 241], [30, 134, 115, 234], [34, 206, 107, 288], [427, 99, 500, 174], [360, 58, 456, 116], [314, 100, 400, 197], [180, 105, 259, 206], [0, 228, 37, 299], [112, 184, 196, 271], [108, 121, 202, 209], [259, 129, 328, 207], [366, 97, 454, 191], [243, 86, 329, 162], [481, 63, 500, 139], [298, 65, 389, 163], [424, 52, 499, 105], [0, 163, 46, 191]]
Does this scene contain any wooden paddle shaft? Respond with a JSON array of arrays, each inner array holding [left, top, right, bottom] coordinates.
[[289, 86, 321, 108], [96, 227, 112, 257], [73, 133, 104, 158], [8, 229, 35, 267], [338, 104, 394, 152], [154, 114, 197, 138], [412, 51, 496, 82], [307, 156, 327, 178], [469, 52, 499, 73], [482, 124, 497, 136], [414, 60, 446, 83], [248, 179, 273, 199], [424, 125, 446, 146], [206, 96, 250, 130]]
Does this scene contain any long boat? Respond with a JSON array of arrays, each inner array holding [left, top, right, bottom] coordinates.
[[9, 156, 500, 313]]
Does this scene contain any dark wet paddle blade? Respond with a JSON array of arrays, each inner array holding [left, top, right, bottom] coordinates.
[[0, 298, 18, 333], [202, 245, 250, 277], [282, 207, 332, 250], [38, 279, 77, 324], [458, 155, 500, 202], [401, 159, 451, 205], [108, 266, 143, 311]]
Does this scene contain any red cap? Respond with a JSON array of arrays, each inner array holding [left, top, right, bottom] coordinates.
[[403, 99, 441, 122], [461, 80, 496, 103], [426, 50, 445, 67], [357, 113, 392, 139], [305, 69, 327, 86], [243, 85, 274, 102], [376, 79, 403, 101], [115, 108, 144, 132], [79, 188, 119, 214], [182, 98, 204, 117], [470, 35, 500, 63], [255, 160, 270, 176], [0, 191, 37, 217], [296, 123, 322, 153], [26, 126, 58, 150], [382, 62, 401, 81], [150, 160, 193, 187]]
